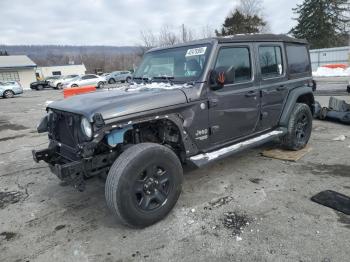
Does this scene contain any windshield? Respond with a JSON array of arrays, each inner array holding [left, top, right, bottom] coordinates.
[[134, 44, 211, 82]]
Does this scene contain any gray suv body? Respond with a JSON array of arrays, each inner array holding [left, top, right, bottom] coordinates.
[[33, 34, 315, 228]]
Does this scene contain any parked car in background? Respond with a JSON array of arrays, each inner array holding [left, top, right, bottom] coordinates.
[[0, 81, 23, 98], [62, 74, 106, 88], [105, 71, 132, 84], [49, 75, 79, 89], [30, 76, 61, 90]]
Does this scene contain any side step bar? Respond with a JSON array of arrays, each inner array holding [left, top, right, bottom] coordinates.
[[188, 129, 286, 167]]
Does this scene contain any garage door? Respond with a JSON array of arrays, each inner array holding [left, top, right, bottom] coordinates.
[[0, 71, 20, 81]]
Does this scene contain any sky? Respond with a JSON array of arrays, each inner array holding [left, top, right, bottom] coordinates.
[[0, 0, 304, 46]]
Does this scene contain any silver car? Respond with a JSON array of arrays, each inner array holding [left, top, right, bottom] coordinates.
[[49, 75, 79, 89], [106, 71, 132, 84], [0, 81, 23, 98]]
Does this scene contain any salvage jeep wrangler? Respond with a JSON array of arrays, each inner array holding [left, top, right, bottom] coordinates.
[[33, 34, 315, 228]]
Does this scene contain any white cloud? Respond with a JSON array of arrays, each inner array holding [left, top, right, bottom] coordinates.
[[0, 0, 302, 45]]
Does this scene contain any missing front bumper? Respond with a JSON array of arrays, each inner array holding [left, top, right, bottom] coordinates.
[[32, 148, 118, 191]]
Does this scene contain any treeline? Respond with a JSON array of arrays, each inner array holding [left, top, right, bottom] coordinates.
[[0, 45, 141, 73]]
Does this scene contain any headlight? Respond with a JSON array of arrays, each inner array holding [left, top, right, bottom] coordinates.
[[81, 117, 92, 138]]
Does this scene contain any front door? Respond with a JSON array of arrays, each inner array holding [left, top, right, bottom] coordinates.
[[257, 43, 289, 131], [208, 44, 260, 146]]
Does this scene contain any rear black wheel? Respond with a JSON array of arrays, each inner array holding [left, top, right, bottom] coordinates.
[[3, 90, 15, 98], [281, 103, 313, 150], [105, 143, 183, 228]]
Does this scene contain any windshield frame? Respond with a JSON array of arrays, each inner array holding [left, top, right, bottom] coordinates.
[[134, 43, 213, 84]]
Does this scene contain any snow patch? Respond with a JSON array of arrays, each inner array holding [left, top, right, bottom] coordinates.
[[313, 66, 350, 77], [125, 82, 188, 92]]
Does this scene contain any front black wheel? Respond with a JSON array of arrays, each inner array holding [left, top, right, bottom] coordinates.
[[105, 143, 183, 228], [281, 103, 312, 150]]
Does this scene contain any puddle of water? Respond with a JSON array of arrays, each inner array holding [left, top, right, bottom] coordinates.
[[0, 120, 28, 132]]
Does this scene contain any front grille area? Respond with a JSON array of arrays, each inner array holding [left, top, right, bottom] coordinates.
[[56, 114, 76, 147], [48, 110, 82, 159]]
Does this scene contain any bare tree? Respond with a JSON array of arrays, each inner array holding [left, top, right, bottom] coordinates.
[[238, 0, 263, 16], [200, 24, 215, 38], [159, 25, 179, 46]]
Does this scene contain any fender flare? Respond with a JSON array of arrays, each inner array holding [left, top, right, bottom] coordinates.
[[279, 86, 314, 126]]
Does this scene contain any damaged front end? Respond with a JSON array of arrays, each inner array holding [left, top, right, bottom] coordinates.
[[32, 110, 121, 191]]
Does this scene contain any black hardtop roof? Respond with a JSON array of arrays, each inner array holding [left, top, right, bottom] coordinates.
[[148, 34, 308, 53]]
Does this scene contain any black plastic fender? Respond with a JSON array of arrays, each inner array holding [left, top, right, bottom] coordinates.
[[279, 86, 314, 126]]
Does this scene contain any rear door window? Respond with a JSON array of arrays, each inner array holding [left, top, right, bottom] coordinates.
[[286, 45, 311, 74], [259, 46, 283, 78]]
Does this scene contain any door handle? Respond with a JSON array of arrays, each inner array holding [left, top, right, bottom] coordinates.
[[245, 91, 257, 97], [276, 85, 287, 91]]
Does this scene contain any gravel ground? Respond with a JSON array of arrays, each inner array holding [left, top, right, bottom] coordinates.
[[0, 89, 349, 262]]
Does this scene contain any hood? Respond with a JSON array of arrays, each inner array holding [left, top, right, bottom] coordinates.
[[48, 84, 188, 121]]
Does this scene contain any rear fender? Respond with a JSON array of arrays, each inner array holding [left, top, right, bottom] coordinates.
[[279, 86, 314, 126]]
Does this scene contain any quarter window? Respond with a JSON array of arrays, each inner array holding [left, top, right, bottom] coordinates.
[[214, 47, 252, 84], [286, 45, 311, 74], [259, 46, 283, 78]]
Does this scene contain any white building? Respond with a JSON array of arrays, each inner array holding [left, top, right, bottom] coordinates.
[[310, 46, 350, 71], [0, 55, 37, 89], [36, 64, 87, 79]]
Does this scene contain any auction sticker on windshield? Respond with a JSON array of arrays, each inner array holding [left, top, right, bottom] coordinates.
[[185, 47, 207, 57]]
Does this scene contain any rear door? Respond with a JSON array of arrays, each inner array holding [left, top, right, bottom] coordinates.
[[256, 43, 288, 131], [208, 43, 260, 146]]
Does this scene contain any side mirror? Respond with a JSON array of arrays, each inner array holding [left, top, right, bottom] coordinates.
[[209, 70, 225, 91]]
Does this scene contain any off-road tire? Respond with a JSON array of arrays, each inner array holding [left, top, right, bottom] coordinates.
[[3, 90, 15, 98], [281, 103, 312, 151], [105, 143, 183, 228]]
